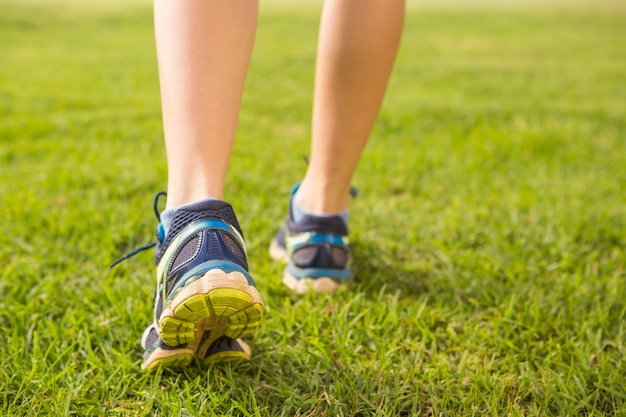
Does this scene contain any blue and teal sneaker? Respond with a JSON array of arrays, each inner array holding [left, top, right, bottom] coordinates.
[[269, 197, 353, 294], [140, 198, 264, 370]]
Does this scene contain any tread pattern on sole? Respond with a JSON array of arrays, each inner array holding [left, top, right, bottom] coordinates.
[[143, 351, 194, 371], [160, 288, 263, 345], [158, 269, 264, 351], [142, 268, 263, 371], [201, 350, 250, 365]]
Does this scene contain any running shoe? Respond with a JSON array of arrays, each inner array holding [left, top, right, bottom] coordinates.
[[269, 192, 353, 294], [140, 198, 264, 370]]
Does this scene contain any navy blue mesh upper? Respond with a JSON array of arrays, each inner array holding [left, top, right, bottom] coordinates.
[[291, 244, 349, 269], [155, 199, 243, 265], [282, 213, 350, 270], [154, 199, 249, 299], [202, 336, 245, 359], [285, 214, 348, 235]]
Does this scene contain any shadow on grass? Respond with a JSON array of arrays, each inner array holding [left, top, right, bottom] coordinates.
[[350, 240, 431, 300]]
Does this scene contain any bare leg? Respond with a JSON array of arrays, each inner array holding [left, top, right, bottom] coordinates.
[[154, 0, 258, 208], [295, 0, 405, 214], [142, 1, 263, 371]]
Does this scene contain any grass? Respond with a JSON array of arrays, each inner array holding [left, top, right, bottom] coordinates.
[[1, 0, 625, 415]]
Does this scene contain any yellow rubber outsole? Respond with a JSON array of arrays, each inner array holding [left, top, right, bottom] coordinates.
[[160, 287, 264, 346], [142, 350, 194, 371], [151, 269, 263, 366]]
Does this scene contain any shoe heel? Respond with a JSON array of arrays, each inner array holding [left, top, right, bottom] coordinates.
[[159, 269, 264, 348]]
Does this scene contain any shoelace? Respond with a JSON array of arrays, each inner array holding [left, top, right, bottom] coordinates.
[[109, 167, 356, 269], [109, 191, 167, 269]]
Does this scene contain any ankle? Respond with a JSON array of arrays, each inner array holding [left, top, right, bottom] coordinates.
[[293, 180, 350, 215], [165, 177, 225, 209], [291, 197, 349, 224], [160, 197, 221, 235]]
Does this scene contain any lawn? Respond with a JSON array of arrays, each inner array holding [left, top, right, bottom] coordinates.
[[1, 0, 625, 415]]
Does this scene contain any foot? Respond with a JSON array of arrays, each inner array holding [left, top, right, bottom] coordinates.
[[269, 201, 352, 294], [142, 199, 264, 370]]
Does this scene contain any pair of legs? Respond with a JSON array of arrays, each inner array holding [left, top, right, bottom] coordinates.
[[140, 0, 404, 369], [156, 0, 405, 214]]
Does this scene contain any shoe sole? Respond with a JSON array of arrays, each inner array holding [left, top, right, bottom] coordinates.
[[268, 239, 289, 263], [283, 271, 346, 294], [141, 339, 252, 371], [141, 269, 263, 370]]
